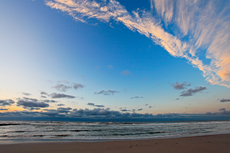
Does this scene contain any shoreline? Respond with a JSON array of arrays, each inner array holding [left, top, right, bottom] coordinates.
[[1, 132, 230, 144], [1, 134, 230, 153]]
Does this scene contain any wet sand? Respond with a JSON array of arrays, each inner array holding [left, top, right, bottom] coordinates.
[[1, 134, 230, 153]]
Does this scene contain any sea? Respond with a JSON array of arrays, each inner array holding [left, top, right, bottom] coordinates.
[[0, 120, 230, 144]]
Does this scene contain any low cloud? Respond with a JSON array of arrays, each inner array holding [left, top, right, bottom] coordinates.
[[17, 98, 49, 110], [220, 99, 230, 102], [87, 103, 105, 108], [172, 82, 190, 90], [50, 93, 75, 99], [53, 84, 72, 92], [73, 83, 84, 90], [132, 108, 143, 112], [53, 83, 84, 92], [94, 90, 118, 95], [0, 99, 15, 106], [180, 86, 207, 97], [0, 108, 8, 111], [57, 107, 72, 113], [57, 103, 65, 106], [40, 91, 49, 95], [1, 108, 230, 121], [43, 100, 57, 103], [219, 108, 226, 111], [120, 109, 130, 112], [131, 96, 143, 99], [22, 92, 31, 96]]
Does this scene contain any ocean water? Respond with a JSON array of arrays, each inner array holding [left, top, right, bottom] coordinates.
[[0, 120, 230, 143]]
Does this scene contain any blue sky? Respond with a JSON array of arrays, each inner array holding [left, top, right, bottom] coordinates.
[[0, 0, 230, 121]]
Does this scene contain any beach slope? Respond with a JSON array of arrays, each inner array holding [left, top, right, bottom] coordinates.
[[1, 134, 230, 153]]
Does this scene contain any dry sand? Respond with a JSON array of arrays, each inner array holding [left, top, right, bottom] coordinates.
[[1, 134, 230, 153]]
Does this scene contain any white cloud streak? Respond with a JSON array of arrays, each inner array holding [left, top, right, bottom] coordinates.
[[45, 0, 230, 87]]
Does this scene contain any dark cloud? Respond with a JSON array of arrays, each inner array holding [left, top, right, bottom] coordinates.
[[120, 109, 130, 112], [19, 97, 56, 103], [73, 83, 84, 90], [0, 99, 15, 106], [57, 104, 65, 106], [137, 108, 143, 111], [220, 99, 230, 102], [206, 109, 230, 116], [57, 107, 72, 113], [22, 92, 31, 96], [219, 108, 226, 111], [17, 98, 49, 110], [43, 100, 57, 103], [94, 90, 118, 95], [176, 98, 180, 100], [19, 97, 38, 102], [41, 91, 48, 95], [172, 82, 191, 90], [121, 70, 130, 75], [95, 105, 104, 108], [53, 84, 72, 92], [41, 96, 47, 98], [145, 104, 148, 106], [53, 83, 84, 92], [0, 108, 8, 111], [69, 108, 153, 118], [131, 96, 143, 99], [180, 86, 207, 96], [50, 93, 75, 99], [149, 106, 153, 108], [1, 108, 230, 121], [87, 103, 105, 108]]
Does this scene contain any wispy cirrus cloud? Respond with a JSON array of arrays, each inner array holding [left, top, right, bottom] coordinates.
[[45, 0, 230, 87]]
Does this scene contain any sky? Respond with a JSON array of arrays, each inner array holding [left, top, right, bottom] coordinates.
[[0, 0, 230, 121]]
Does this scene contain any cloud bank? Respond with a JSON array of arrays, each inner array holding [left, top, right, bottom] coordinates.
[[1, 107, 230, 121], [45, 0, 230, 87]]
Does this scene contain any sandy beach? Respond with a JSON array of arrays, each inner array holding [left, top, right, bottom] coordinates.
[[1, 134, 230, 153]]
